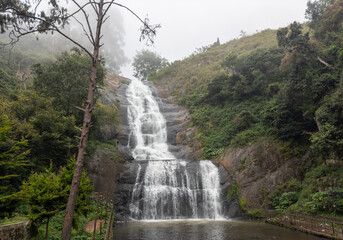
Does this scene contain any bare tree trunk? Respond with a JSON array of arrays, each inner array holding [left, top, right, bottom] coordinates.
[[92, 197, 99, 240], [104, 205, 114, 240], [45, 218, 49, 240], [61, 1, 104, 239]]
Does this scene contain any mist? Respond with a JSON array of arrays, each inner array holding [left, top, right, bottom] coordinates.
[[0, 1, 128, 74], [116, 0, 310, 78]]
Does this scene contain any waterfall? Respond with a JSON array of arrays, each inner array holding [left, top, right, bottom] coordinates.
[[126, 78, 223, 220]]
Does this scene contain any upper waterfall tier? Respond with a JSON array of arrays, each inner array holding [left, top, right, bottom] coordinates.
[[126, 78, 175, 160], [125, 78, 224, 220]]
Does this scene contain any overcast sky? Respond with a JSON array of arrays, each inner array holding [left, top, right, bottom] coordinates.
[[116, 0, 309, 78]]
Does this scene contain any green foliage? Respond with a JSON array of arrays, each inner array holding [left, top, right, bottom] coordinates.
[[59, 158, 93, 216], [0, 0, 68, 35], [0, 66, 17, 94], [132, 49, 168, 80], [269, 178, 302, 212], [305, 0, 335, 30], [0, 115, 29, 191], [303, 188, 343, 214], [268, 164, 343, 216], [230, 123, 265, 147], [20, 165, 67, 235], [227, 184, 239, 198], [19, 158, 92, 237], [33, 48, 105, 124], [87, 139, 123, 164], [315, 0, 343, 42], [2, 91, 78, 169], [239, 198, 247, 212], [0, 114, 29, 218], [248, 208, 265, 218], [233, 110, 256, 131], [0, 215, 28, 226], [29, 199, 110, 240], [150, 29, 278, 104], [273, 192, 299, 212], [311, 87, 343, 160], [92, 101, 120, 142]]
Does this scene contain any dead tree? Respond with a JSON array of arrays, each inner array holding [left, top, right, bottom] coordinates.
[[0, 1, 160, 239]]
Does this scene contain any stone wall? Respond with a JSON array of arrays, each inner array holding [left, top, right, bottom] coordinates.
[[0, 221, 29, 240]]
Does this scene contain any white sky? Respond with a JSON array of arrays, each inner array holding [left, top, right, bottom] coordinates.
[[116, 0, 309, 78]]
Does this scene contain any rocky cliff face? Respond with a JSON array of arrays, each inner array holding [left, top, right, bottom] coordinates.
[[88, 76, 241, 220], [219, 140, 310, 212], [150, 82, 203, 159], [87, 73, 133, 202]]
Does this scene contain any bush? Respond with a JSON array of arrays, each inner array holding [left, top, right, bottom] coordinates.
[[303, 188, 343, 214], [248, 208, 265, 218], [227, 184, 239, 198], [273, 192, 299, 212], [239, 198, 247, 212]]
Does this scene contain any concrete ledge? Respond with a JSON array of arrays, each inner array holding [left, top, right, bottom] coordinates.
[[0, 221, 29, 240]]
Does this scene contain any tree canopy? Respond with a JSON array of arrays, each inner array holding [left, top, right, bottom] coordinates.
[[132, 49, 168, 80]]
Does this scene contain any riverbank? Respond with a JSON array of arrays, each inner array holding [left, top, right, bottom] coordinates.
[[266, 213, 343, 240]]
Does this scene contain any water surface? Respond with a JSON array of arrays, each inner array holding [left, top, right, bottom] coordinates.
[[113, 220, 325, 240]]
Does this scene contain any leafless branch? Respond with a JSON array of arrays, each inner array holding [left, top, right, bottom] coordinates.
[[317, 56, 333, 69], [111, 2, 161, 45], [102, 15, 110, 24], [89, 0, 99, 15], [102, 0, 115, 22], [4, 6, 93, 57], [34, 0, 43, 15], [62, 2, 93, 21], [71, 15, 94, 45], [74, 105, 86, 112], [70, 0, 95, 44], [54, 27, 93, 57]]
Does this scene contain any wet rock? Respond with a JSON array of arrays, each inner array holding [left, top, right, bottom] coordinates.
[[147, 82, 202, 159], [219, 140, 308, 212]]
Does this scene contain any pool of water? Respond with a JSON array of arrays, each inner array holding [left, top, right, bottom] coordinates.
[[112, 220, 325, 240]]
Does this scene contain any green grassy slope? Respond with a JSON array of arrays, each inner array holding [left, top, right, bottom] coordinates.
[[150, 29, 277, 103]]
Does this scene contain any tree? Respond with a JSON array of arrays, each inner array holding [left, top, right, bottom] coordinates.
[[33, 48, 105, 124], [3, 91, 79, 169], [1, 1, 159, 239], [316, 0, 343, 40], [0, 114, 29, 218], [305, 0, 335, 29], [311, 87, 343, 160], [21, 167, 66, 240], [132, 49, 168, 80], [19, 159, 93, 239]]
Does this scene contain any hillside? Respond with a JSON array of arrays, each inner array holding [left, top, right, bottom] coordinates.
[[149, 3, 343, 218], [150, 29, 278, 102]]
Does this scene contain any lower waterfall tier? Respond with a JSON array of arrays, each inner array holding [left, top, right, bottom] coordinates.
[[129, 160, 224, 220]]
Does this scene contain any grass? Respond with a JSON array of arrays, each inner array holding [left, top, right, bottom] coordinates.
[[150, 29, 278, 104], [0, 215, 29, 226]]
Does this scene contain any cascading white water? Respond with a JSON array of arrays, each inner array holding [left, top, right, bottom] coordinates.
[[126, 78, 223, 220], [126, 78, 174, 160]]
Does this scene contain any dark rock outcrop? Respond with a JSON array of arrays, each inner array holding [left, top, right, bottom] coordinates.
[[219, 140, 309, 212], [147, 82, 202, 159], [218, 165, 240, 218], [87, 74, 133, 202]]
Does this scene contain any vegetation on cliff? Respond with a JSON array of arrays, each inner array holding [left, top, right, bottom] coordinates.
[[149, 0, 343, 217], [0, 43, 121, 237]]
